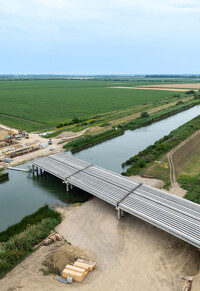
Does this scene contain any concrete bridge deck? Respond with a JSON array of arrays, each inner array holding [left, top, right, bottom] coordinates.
[[32, 153, 200, 249]]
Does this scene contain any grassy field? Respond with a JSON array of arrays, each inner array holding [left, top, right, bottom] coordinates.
[[0, 79, 181, 132]]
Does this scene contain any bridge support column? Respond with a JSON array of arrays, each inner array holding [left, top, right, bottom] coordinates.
[[121, 210, 125, 217], [32, 165, 35, 175], [36, 167, 38, 175], [40, 168, 43, 175], [117, 209, 121, 220], [66, 183, 69, 192], [70, 184, 73, 190]]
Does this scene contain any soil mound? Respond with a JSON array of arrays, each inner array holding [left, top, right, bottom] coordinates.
[[43, 242, 94, 275]]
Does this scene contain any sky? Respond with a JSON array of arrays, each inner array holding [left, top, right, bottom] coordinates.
[[0, 0, 200, 74]]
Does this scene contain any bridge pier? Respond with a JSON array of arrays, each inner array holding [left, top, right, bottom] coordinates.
[[117, 208, 121, 220], [32, 165, 35, 175], [121, 210, 125, 217], [66, 183, 69, 192]]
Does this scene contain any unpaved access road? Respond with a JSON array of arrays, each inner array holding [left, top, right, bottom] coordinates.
[[1, 198, 199, 291]]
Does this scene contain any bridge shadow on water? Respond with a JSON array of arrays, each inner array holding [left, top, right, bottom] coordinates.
[[29, 172, 91, 204]]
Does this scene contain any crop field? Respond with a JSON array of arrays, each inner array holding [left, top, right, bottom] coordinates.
[[0, 79, 180, 132], [173, 131, 200, 177]]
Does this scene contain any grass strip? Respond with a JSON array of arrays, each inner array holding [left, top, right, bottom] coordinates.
[[0, 205, 61, 243], [64, 128, 124, 153]]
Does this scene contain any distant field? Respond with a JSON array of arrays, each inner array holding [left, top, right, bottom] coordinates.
[[0, 80, 179, 132]]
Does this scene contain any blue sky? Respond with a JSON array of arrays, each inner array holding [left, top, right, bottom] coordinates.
[[0, 0, 200, 74]]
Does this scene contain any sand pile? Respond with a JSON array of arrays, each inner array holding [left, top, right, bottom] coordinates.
[[0, 128, 8, 142]]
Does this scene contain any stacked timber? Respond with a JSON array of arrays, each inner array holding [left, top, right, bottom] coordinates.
[[62, 259, 96, 283]]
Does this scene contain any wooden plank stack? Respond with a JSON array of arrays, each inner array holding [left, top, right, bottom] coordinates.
[[62, 259, 96, 283]]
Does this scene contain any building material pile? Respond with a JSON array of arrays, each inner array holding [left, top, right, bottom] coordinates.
[[4, 144, 39, 158], [43, 233, 62, 245], [62, 259, 96, 283]]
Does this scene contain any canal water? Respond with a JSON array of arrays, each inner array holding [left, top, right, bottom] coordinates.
[[0, 105, 200, 232]]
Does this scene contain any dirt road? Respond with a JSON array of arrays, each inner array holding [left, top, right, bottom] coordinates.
[[167, 129, 200, 197]]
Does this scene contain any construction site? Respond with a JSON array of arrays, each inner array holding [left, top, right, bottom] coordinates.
[[0, 127, 50, 166]]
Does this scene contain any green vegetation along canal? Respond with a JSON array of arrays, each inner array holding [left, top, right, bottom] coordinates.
[[0, 105, 200, 232]]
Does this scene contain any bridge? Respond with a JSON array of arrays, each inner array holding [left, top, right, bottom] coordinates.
[[32, 153, 200, 249]]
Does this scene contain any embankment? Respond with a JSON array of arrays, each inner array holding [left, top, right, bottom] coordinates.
[[122, 114, 200, 185], [63, 100, 200, 153], [64, 128, 124, 153]]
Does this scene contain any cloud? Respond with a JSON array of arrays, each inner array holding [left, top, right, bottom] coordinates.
[[0, 0, 199, 52]]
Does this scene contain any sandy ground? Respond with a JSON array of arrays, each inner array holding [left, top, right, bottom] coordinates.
[[130, 175, 164, 188], [56, 128, 87, 139], [108, 86, 198, 92], [0, 128, 8, 142], [1, 198, 199, 291], [0, 125, 89, 167], [0, 132, 65, 167]]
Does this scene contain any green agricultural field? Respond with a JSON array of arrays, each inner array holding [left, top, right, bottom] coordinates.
[[0, 79, 181, 132]]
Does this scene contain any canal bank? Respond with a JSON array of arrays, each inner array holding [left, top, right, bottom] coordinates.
[[0, 105, 200, 232], [72, 105, 200, 173]]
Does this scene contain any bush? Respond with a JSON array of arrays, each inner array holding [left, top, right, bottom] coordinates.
[[179, 175, 200, 204], [185, 90, 195, 95], [194, 94, 200, 99], [140, 111, 149, 118], [0, 217, 60, 278], [176, 101, 184, 105], [172, 94, 181, 98], [0, 173, 9, 182], [0, 205, 61, 242], [72, 117, 80, 124]]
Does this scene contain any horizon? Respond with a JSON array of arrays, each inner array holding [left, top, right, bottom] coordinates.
[[0, 74, 200, 77]]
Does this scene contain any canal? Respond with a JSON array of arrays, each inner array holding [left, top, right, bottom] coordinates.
[[0, 105, 200, 232]]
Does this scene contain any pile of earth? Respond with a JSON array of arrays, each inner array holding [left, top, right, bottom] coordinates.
[[43, 242, 94, 275]]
